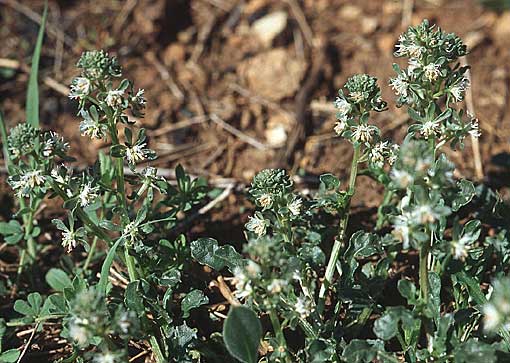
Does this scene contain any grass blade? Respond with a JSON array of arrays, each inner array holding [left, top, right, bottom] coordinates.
[[26, 1, 48, 128], [97, 237, 123, 293], [0, 109, 11, 171]]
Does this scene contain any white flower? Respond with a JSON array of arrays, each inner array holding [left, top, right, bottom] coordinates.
[[25, 170, 46, 188], [349, 91, 364, 103], [246, 215, 267, 237], [408, 58, 421, 73], [423, 63, 441, 81], [69, 318, 90, 346], [388, 144, 399, 165], [334, 120, 347, 135], [295, 297, 312, 318], [233, 268, 253, 300], [42, 131, 69, 157], [133, 88, 146, 105], [450, 77, 469, 102], [126, 143, 147, 164], [393, 214, 411, 249], [105, 89, 124, 108], [51, 166, 67, 184], [79, 182, 99, 207], [288, 197, 302, 216], [245, 260, 261, 277], [123, 222, 139, 242], [93, 352, 116, 363], [483, 303, 501, 332], [69, 77, 91, 99], [420, 120, 441, 139], [451, 236, 469, 260], [468, 118, 481, 138], [334, 97, 351, 116], [370, 141, 388, 168], [412, 204, 436, 224], [352, 124, 376, 143], [407, 44, 425, 58], [79, 109, 105, 140], [390, 75, 409, 97], [62, 231, 78, 252], [391, 169, 414, 188], [267, 279, 287, 294], [258, 193, 273, 208]]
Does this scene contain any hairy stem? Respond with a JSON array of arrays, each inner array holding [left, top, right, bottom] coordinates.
[[319, 144, 360, 300]]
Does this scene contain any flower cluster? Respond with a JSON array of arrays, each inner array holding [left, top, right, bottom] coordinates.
[[484, 278, 510, 333]]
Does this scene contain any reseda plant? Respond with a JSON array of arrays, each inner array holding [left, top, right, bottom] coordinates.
[[0, 50, 227, 362], [218, 20, 510, 363]]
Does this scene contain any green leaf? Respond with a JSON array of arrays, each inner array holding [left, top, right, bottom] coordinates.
[[342, 339, 386, 363], [125, 281, 145, 315], [223, 306, 262, 363], [26, 1, 48, 128], [98, 237, 123, 293], [14, 292, 43, 319], [0, 349, 20, 363], [181, 289, 209, 318], [45, 268, 72, 292], [397, 279, 417, 304], [0, 110, 11, 171], [319, 174, 340, 190], [191, 238, 244, 271], [0, 220, 23, 245], [453, 339, 496, 363], [452, 180, 475, 211]]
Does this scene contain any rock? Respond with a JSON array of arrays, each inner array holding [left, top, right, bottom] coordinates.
[[238, 48, 306, 101], [339, 5, 362, 20], [252, 11, 288, 46], [265, 123, 287, 147], [162, 44, 186, 65], [361, 17, 378, 35]]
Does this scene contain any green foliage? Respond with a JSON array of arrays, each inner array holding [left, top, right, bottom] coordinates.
[[223, 306, 262, 363], [26, 0, 47, 128]]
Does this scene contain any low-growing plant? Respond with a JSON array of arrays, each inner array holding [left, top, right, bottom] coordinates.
[[212, 19, 510, 362], [2, 15, 510, 363]]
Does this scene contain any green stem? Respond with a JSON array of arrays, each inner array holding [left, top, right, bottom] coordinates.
[[319, 144, 360, 300], [124, 246, 138, 281], [419, 237, 430, 303], [149, 335, 166, 363], [82, 236, 98, 272], [269, 309, 290, 361]]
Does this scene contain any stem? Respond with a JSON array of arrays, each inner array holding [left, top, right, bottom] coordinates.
[[82, 236, 98, 272], [419, 236, 431, 302], [319, 144, 360, 300], [269, 309, 290, 361], [149, 335, 166, 363], [124, 246, 138, 281]]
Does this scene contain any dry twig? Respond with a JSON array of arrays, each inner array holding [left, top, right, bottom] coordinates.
[[210, 114, 268, 150], [460, 56, 484, 180]]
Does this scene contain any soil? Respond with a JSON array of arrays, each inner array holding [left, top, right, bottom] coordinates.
[[1, 0, 510, 361]]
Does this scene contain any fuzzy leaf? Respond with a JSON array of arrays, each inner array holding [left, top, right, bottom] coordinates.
[[452, 180, 475, 211], [223, 306, 262, 363], [191, 238, 244, 271], [181, 289, 209, 318]]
